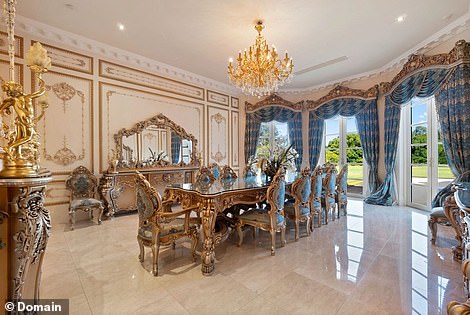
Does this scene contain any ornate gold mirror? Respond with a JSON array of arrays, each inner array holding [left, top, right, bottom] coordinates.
[[113, 114, 198, 170]]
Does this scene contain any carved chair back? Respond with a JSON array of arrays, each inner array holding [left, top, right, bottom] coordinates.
[[135, 172, 162, 231], [310, 167, 323, 202], [336, 164, 348, 195], [220, 165, 238, 181], [195, 166, 216, 185], [323, 167, 337, 196], [209, 163, 221, 179], [266, 168, 286, 221], [291, 168, 311, 207], [66, 166, 98, 199]]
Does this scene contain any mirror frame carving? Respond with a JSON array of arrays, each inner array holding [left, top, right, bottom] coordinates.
[[113, 113, 199, 170]]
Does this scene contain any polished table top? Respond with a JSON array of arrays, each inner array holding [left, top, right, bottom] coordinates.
[[167, 171, 298, 196]]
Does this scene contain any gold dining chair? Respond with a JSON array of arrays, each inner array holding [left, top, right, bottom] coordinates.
[[310, 167, 323, 228], [234, 168, 287, 255], [335, 164, 348, 218], [321, 165, 337, 224], [135, 171, 199, 276], [284, 167, 312, 241]]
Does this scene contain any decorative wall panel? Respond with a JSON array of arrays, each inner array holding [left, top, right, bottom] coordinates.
[[33, 42, 93, 74], [99, 60, 205, 101], [231, 97, 239, 109], [45, 180, 69, 206], [0, 60, 22, 85], [99, 82, 204, 172], [207, 106, 229, 165], [34, 71, 94, 174], [207, 90, 230, 106], [231, 111, 239, 167], [0, 32, 23, 58]]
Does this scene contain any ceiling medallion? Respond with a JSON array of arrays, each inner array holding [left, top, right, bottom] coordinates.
[[227, 21, 293, 97]]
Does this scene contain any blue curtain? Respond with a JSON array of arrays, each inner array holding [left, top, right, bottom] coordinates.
[[171, 133, 181, 163], [308, 97, 379, 192], [356, 101, 380, 192], [308, 112, 324, 168], [365, 67, 452, 206], [245, 106, 303, 168], [432, 63, 470, 207]]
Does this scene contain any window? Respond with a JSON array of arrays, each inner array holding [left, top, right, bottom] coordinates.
[[256, 121, 290, 160], [322, 116, 365, 196]]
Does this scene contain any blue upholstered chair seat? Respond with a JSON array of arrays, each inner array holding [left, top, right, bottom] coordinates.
[[430, 206, 446, 219], [236, 210, 285, 226], [71, 198, 102, 209], [284, 204, 310, 216], [138, 217, 196, 240], [312, 200, 321, 208]]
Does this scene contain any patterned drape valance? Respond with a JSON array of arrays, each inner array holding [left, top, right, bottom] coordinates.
[[244, 105, 303, 168]]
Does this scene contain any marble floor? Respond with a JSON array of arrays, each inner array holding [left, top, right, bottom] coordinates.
[[41, 199, 465, 315]]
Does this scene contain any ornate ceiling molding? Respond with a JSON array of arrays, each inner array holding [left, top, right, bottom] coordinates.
[[280, 11, 470, 95], [14, 15, 240, 96], [245, 93, 303, 112], [381, 39, 470, 94], [305, 85, 378, 110]]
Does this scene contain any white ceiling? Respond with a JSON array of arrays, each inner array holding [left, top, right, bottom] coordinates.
[[16, 0, 470, 89]]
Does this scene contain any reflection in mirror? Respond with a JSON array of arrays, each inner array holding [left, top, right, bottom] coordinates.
[[112, 113, 199, 170]]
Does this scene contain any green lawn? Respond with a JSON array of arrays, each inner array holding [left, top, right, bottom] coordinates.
[[344, 164, 454, 187]]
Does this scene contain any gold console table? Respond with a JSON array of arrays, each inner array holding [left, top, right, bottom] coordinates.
[[0, 175, 52, 303]]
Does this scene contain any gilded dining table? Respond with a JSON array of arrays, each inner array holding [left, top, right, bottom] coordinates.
[[163, 172, 296, 275]]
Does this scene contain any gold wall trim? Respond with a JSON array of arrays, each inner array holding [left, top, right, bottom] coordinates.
[[306, 85, 378, 110], [382, 39, 470, 94], [99, 82, 204, 173], [230, 111, 239, 167], [0, 60, 22, 85], [207, 90, 230, 106], [231, 96, 239, 109], [99, 60, 205, 101], [0, 31, 23, 58], [246, 93, 303, 112], [32, 70, 94, 174], [31, 41, 93, 74], [207, 105, 229, 165]]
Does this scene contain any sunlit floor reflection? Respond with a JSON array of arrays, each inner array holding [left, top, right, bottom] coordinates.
[[39, 198, 464, 314]]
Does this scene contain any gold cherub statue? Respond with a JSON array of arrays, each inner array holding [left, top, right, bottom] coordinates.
[[0, 42, 51, 178]]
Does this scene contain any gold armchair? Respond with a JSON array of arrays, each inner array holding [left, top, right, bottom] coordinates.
[[135, 172, 199, 276], [65, 166, 104, 230], [209, 162, 221, 179], [234, 168, 287, 256], [284, 167, 312, 241], [220, 165, 238, 181]]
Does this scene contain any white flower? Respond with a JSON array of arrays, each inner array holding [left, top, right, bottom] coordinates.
[[26, 42, 52, 72]]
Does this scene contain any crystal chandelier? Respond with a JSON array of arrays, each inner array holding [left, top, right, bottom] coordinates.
[[227, 21, 293, 97]]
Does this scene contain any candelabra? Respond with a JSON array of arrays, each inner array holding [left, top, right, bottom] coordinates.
[[0, 0, 51, 178]]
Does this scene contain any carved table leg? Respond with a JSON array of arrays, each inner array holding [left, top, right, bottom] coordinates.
[[0, 176, 52, 303], [200, 198, 217, 275]]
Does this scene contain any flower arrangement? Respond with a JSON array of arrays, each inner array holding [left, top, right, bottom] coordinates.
[[258, 144, 297, 181]]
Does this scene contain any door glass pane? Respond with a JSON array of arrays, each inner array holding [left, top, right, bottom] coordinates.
[[348, 163, 363, 195], [412, 165, 428, 185], [347, 148, 363, 163], [411, 101, 427, 125], [411, 145, 427, 164], [346, 117, 357, 133], [325, 117, 340, 135], [411, 125, 427, 144], [325, 149, 339, 163]]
